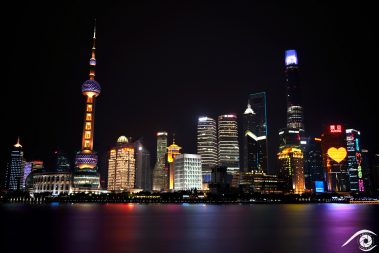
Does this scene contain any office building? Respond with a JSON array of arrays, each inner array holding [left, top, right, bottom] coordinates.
[[167, 138, 182, 190], [107, 136, 136, 192], [218, 114, 240, 174], [5, 138, 24, 191], [197, 116, 217, 183], [134, 139, 152, 191], [174, 154, 202, 191], [304, 137, 324, 191], [242, 92, 268, 173], [277, 147, 305, 194], [321, 124, 349, 192], [152, 132, 168, 191]]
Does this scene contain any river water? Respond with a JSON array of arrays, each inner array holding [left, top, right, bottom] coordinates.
[[1, 203, 378, 253]]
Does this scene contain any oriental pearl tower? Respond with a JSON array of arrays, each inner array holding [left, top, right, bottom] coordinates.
[[73, 20, 101, 192]]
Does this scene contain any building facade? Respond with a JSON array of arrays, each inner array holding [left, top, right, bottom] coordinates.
[[285, 49, 304, 131], [277, 147, 305, 194], [5, 138, 24, 191], [107, 136, 136, 192], [218, 114, 240, 175], [304, 137, 324, 191], [134, 140, 152, 191], [321, 124, 349, 192], [167, 139, 182, 190], [174, 154, 202, 191], [346, 129, 365, 192], [30, 172, 72, 195], [152, 132, 168, 191], [197, 116, 217, 183]]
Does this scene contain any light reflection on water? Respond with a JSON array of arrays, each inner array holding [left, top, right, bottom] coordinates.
[[1, 203, 378, 253]]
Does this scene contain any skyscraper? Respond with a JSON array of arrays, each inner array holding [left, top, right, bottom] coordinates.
[[218, 114, 240, 175], [303, 137, 324, 191], [321, 124, 349, 192], [174, 154, 202, 191], [73, 21, 101, 192], [361, 149, 371, 194], [346, 129, 364, 192], [5, 138, 24, 191], [22, 161, 32, 189], [277, 147, 305, 194], [197, 116, 217, 182], [107, 136, 136, 191], [152, 132, 168, 191], [134, 139, 152, 191], [167, 137, 182, 190], [285, 49, 304, 131], [242, 92, 268, 173]]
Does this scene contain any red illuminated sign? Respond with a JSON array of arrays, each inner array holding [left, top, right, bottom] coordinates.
[[330, 125, 342, 133]]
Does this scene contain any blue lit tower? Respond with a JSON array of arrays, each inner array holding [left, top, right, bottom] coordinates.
[[73, 20, 101, 192], [285, 50, 304, 131]]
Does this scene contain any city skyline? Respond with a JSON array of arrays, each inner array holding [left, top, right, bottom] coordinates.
[[2, 2, 377, 175]]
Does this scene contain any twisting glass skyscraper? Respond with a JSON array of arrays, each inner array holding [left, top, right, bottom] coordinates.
[[197, 116, 217, 182], [285, 50, 304, 131], [218, 114, 239, 174], [73, 21, 101, 192]]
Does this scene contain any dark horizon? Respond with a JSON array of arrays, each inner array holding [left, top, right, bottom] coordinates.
[[2, 2, 378, 174]]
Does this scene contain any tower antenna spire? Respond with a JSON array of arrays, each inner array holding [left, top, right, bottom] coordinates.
[[89, 19, 97, 80]]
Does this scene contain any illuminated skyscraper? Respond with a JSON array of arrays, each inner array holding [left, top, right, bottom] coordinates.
[[346, 129, 362, 192], [107, 136, 136, 192], [134, 139, 152, 191], [174, 154, 202, 191], [285, 49, 304, 130], [218, 114, 240, 175], [22, 161, 32, 189], [73, 21, 101, 192], [277, 147, 305, 194], [197, 116, 217, 182], [152, 132, 168, 191], [303, 137, 324, 191], [321, 124, 349, 192], [167, 137, 182, 190], [5, 138, 24, 191], [242, 92, 268, 173]]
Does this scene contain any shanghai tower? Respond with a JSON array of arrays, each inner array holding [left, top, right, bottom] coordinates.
[[285, 49, 304, 130]]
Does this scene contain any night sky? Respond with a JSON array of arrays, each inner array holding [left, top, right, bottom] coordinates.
[[2, 2, 378, 175]]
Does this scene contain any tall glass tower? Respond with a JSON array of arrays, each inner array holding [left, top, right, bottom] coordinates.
[[5, 138, 24, 191], [285, 50, 304, 131], [218, 114, 239, 175], [152, 132, 168, 191], [197, 116, 217, 182], [242, 92, 268, 173], [73, 21, 101, 192]]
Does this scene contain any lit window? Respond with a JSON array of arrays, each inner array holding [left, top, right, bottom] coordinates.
[[87, 96, 93, 103], [87, 105, 92, 112], [85, 131, 91, 139], [85, 123, 91, 130], [85, 141, 90, 148], [86, 113, 92, 121]]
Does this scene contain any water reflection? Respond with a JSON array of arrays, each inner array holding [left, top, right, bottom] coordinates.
[[1, 203, 378, 253]]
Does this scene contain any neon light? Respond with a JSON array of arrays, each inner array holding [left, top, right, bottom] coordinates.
[[327, 147, 347, 163], [330, 125, 342, 133], [358, 179, 365, 192], [315, 181, 324, 193], [355, 138, 360, 151], [300, 140, 307, 145], [285, 50, 298, 65], [314, 138, 322, 142]]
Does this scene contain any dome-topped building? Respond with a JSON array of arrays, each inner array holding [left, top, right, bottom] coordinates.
[[117, 136, 129, 144]]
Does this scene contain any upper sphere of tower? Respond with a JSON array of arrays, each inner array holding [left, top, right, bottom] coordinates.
[[82, 79, 101, 95]]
